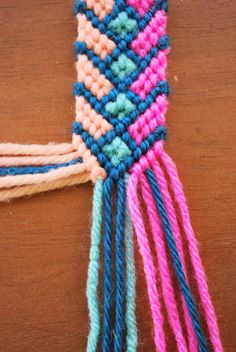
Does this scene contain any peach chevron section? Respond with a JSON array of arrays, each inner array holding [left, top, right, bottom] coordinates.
[[84, 0, 114, 20], [77, 13, 116, 59], [76, 55, 113, 99], [72, 134, 106, 181], [75, 96, 113, 140]]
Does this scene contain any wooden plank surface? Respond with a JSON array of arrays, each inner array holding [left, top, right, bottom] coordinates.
[[0, 1, 235, 351]]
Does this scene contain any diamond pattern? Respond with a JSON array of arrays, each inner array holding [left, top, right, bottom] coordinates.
[[102, 137, 131, 166], [74, 1, 168, 178], [105, 94, 135, 119], [108, 12, 137, 38], [111, 54, 137, 79]]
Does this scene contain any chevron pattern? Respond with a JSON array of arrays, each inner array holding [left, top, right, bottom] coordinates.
[[73, 0, 169, 180]]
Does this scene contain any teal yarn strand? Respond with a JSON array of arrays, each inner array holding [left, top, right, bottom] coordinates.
[[124, 175, 138, 352], [86, 180, 103, 352]]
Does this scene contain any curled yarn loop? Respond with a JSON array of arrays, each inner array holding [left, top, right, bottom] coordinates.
[[0, 1, 223, 351]]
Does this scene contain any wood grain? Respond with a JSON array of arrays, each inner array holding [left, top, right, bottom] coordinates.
[[0, 1, 235, 351]]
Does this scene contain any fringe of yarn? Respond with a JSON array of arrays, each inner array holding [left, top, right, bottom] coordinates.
[[0, 143, 93, 200], [161, 151, 223, 352], [124, 175, 138, 352], [0, 173, 90, 202], [87, 175, 138, 352], [126, 147, 223, 352], [86, 180, 103, 352]]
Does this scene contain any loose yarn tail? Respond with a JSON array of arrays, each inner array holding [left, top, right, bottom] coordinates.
[[139, 174, 189, 352], [124, 175, 138, 352], [87, 175, 138, 352], [127, 147, 223, 352], [102, 177, 114, 352], [128, 172, 166, 352], [0, 143, 90, 201], [160, 151, 224, 352], [86, 180, 103, 352]]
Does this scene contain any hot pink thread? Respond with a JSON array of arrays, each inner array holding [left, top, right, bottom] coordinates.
[[140, 173, 188, 352], [161, 151, 224, 352], [130, 51, 168, 99], [151, 160, 198, 352], [127, 0, 155, 17], [127, 173, 166, 352], [131, 10, 167, 57], [128, 95, 168, 145]]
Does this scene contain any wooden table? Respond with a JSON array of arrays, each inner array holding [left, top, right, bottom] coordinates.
[[0, 1, 235, 351]]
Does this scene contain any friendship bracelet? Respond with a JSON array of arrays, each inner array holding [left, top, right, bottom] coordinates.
[[0, 1, 223, 351]]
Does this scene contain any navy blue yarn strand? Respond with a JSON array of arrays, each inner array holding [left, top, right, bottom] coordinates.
[[102, 177, 114, 352], [145, 168, 208, 352], [114, 178, 126, 352], [0, 158, 82, 177]]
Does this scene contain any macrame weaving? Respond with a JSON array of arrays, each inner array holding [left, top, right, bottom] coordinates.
[[0, 1, 223, 351]]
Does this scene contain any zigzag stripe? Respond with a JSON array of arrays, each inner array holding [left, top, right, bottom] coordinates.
[[75, 36, 169, 95], [104, 0, 167, 24], [74, 42, 141, 88], [73, 121, 166, 179], [75, 0, 167, 45], [74, 81, 169, 123]]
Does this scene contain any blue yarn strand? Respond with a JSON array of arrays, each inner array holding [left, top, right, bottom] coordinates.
[[86, 180, 103, 352], [146, 168, 208, 352], [0, 158, 82, 176], [114, 178, 126, 352], [124, 175, 138, 352], [102, 177, 114, 352]]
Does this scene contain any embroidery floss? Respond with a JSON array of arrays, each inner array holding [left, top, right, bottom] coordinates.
[[0, 1, 223, 351]]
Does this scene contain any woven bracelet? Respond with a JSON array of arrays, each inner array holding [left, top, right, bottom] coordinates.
[[0, 1, 223, 351]]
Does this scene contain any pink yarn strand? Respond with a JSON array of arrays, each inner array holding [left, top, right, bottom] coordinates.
[[127, 173, 166, 352], [151, 161, 198, 352], [161, 151, 223, 352], [140, 174, 188, 352]]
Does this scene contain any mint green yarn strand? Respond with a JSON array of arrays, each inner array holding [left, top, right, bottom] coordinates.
[[124, 175, 138, 351], [86, 180, 103, 352]]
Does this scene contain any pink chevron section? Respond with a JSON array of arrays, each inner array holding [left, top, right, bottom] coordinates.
[[127, 0, 155, 17], [131, 10, 167, 58], [130, 50, 169, 99], [128, 95, 168, 145]]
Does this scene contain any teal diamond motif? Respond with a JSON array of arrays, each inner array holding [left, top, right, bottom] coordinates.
[[105, 93, 135, 119], [102, 137, 132, 167], [108, 12, 137, 38], [111, 54, 136, 79]]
